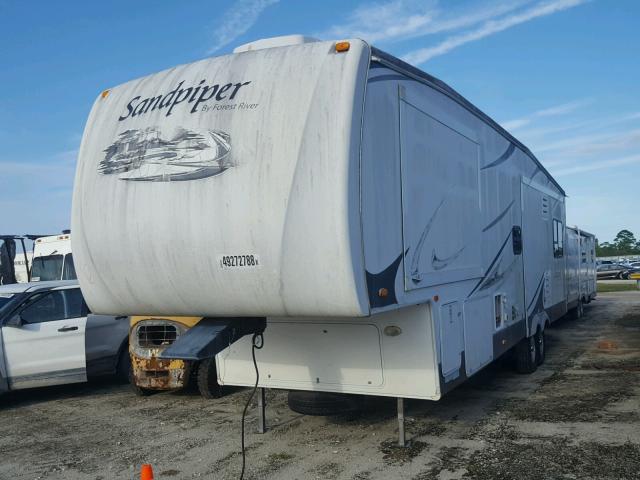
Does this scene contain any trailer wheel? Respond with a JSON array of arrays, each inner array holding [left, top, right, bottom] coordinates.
[[514, 335, 537, 374], [535, 328, 546, 366], [569, 300, 584, 320], [197, 358, 223, 399], [287, 391, 363, 416]]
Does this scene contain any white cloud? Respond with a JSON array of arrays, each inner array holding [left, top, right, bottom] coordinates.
[[552, 153, 640, 177], [403, 0, 588, 64], [318, 0, 533, 44], [512, 110, 640, 144], [536, 128, 640, 154], [207, 0, 280, 54], [501, 99, 591, 131]]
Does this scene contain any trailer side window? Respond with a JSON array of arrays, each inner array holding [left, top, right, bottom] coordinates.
[[553, 219, 564, 258], [494, 294, 505, 328]]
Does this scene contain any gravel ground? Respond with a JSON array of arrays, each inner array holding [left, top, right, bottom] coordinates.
[[1, 292, 639, 480]]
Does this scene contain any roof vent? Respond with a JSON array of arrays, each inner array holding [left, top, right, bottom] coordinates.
[[233, 35, 320, 53]]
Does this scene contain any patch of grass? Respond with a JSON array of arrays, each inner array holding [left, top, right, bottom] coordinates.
[[597, 282, 638, 293]]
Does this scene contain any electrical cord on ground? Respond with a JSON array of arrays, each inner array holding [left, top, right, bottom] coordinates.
[[239, 332, 264, 480]]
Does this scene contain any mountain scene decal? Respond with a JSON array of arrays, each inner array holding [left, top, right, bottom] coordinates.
[[99, 127, 232, 181]]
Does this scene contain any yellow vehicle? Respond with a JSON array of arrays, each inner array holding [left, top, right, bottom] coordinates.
[[129, 316, 222, 398]]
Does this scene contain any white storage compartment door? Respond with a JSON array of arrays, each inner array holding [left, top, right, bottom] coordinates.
[[399, 88, 482, 290], [440, 301, 463, 380], [219, 322, 384, 388]]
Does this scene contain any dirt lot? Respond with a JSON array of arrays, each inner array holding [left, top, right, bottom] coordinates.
[[1, 292, 640, 480]]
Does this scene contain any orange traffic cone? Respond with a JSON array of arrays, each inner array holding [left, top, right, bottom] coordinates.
[[140, 464, 154, 480]]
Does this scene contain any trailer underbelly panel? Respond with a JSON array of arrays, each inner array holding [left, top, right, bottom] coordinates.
[[218, 304, 441, 400]]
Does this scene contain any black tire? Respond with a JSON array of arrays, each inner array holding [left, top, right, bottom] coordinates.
[[197, 358, 223, 399], [287, 391, 363, 416], [535, 328, 546, 366], [569, 300, 584, 320], [622, 271, 630, 280], [514, 335, 537, 374], [128, 365, 155, 396]]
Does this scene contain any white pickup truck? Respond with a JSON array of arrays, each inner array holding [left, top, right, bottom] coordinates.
[[0, 280, 129, 394]]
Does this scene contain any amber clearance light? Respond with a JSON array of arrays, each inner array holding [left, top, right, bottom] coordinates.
[[335, 41, 350, 53]]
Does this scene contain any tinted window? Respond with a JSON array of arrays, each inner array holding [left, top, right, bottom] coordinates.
[[0, 294, 16, 311], [64, 288, 84, 318], [30, 255, 63, 281], [20, 291, 66, 323], [62, 254, 77, 280], [552, 219, 564, 258], [20, 288, 85, 324]]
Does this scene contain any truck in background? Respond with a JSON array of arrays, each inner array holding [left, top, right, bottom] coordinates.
[[129, 315, 221, 398], [30, 232, 76, 282]]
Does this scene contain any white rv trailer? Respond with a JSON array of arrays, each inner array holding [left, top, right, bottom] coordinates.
[[565, 226, 597, 312], [72, 36, 577, 405]]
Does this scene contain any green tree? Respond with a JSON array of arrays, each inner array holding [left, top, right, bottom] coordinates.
[[596, 241, 616, 257], [613, 229, 638, 255]]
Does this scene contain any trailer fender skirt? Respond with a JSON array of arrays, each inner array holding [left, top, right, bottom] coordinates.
[[158, 317, 266, 361]]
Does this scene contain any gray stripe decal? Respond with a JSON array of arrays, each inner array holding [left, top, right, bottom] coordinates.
[[411, 198, 446, 283], [481, 143, 516, 171], [467, 230, 512, 297], [482, 200, 515, 232], [527, 275, 545, 313]]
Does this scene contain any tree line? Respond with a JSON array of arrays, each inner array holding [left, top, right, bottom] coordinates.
[[596, 229, 640, 257]]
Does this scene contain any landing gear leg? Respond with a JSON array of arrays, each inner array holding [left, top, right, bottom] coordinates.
[[257, 387, 266, 434], [397, 397, 406, 447]]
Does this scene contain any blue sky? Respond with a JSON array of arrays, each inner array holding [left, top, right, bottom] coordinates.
[[1, 0, 638, 243]]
